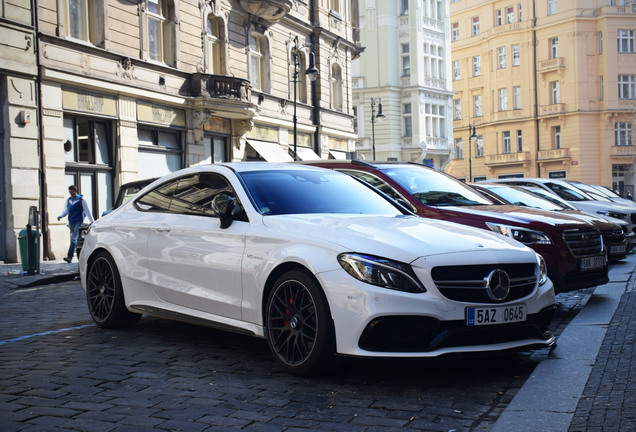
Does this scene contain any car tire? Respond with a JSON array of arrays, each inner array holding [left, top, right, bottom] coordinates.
[[265, 270, 336, 376], [86, 251, 141, 329]]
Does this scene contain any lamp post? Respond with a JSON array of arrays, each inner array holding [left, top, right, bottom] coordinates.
[[468, 123, 477, 182], [291, 36, 319, 160], [370, 97, 385, 161]]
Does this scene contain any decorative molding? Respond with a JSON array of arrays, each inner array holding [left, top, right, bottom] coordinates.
[[43, 108, 63, 117]]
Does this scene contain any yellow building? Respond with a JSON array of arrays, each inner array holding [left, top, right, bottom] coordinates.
[[447, 0, 636, 195]]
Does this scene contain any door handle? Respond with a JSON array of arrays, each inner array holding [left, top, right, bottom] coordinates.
[[155, 225, 171, 233]]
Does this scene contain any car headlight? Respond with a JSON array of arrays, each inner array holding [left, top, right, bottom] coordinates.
[[537, 254, 548, 286], [597, 210, 628, 221], [485, 222, 553, 245], [337, 253, 425, 293]]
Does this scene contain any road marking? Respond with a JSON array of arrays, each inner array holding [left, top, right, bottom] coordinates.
[[0, 324, 94, 346]]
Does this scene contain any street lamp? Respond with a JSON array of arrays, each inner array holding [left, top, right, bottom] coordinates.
[[370, 97, 385, 160], [468, 123, 477, 182], [291, 36, 319, 160]]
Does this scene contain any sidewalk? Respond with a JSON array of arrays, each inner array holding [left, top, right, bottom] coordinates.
[[0, 259, 79, 288]]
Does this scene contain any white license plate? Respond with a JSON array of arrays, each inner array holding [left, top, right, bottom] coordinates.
[[579, 255, 604, 270], [610, 245, 626, 255], [466, 304, 526, 326]]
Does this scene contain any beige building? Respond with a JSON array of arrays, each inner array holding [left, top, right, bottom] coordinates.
[[0, 0, 361, 262], [447, 0, 636, 195]]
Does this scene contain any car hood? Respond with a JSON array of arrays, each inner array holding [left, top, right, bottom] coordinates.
[[440, 204, 592, 228], [569, 200, 636, 215], [261, 214, 531, 264]]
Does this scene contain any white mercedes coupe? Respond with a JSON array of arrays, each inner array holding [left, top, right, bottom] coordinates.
[[79, 163, 556, 376]]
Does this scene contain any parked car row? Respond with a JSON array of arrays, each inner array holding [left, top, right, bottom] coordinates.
[[79, 163, 558, 376]]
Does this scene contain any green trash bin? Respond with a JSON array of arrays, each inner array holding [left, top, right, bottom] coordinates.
[[18, 229, 39, 272]]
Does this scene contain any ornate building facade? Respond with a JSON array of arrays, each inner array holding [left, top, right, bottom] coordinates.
[[0, 0, 361, 262], [352, 0, 454, 168], [447, 0, 636, 194]]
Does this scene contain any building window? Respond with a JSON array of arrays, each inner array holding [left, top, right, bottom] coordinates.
[[453, 60, 460, 80], [600, 76, 604, 101], [553, 125, 561, 149], [138, 127, 183, 179], [290, 48, 308, 104], [66, 0, 103, 44], [454, 99, 461, 120], [400, 0, 408, 15], [498, 46, 507, 68], [330, 0, 340, 14], [472, 17, 480, 36], [518, 3, 522, 21], [615, 123, 633, 146], [474, 94, 482, 117], [331, 63, 343, 111], [551, 81, 560, 104], [496, 10, 502, 26], [618, 30, 635, 53], [473, 55, 481, 76], [513, 86, 521, 109], [499, 88, 508, 111], [599, 31, 603, 54], [146, 0, 172, 64], [550, 37, 559, 59], [548, 0, 557, 15], [506, 6, 514, 23], [503, 131, 511, 154], [206, 16, 222, 74], [452, 22, 459, 41], [403, 103, 412, 137], [424, 104, 446, 138], [512, 44, 520, 66], [517, 130, 523, 152], [423, 43, 444, 79], [401, 43, 410, 76], [475, 135, 484, 157], [249, 33, 268, 92], [455, 138, 463, 159], [618, 75, 635, 99]]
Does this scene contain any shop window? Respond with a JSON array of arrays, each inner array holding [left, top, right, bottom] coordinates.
[[138, 128, 183, 179]]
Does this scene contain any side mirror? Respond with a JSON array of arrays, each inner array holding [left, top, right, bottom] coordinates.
[[212, 193, 235, 229]]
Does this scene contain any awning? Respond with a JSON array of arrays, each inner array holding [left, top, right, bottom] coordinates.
[[329, 150, 347, 160], [247, 140, 293, 162], [294, 146, 321, 161]]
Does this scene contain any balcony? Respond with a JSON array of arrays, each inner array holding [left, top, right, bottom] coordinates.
[[485, 152, 531, 166], [189, 73, 256, 120], [238, 0, 292, 23], [539, 103, 565, 117], [611, 145, 636, 159], [538, 148, 570, 162], [538, 57, 565, 73]]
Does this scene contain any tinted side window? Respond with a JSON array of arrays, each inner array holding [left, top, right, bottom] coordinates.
[[169, 173, 234, 217], [135, 180, 180, 211]]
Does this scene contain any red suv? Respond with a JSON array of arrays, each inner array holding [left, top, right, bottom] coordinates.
[[304, 161, 608, 293]]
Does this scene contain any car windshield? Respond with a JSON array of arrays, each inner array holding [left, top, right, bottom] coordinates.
[[524, 187, 578, 210], [569, 182, 612, 202], [380, 166, 493, 206], [238, 170, 404, 216], [544, 182, 597, 202], [484, 186, 564, 211]]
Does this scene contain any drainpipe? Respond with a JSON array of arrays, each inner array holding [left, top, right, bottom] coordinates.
[[34, 0, 50, 259], [533, 0, 541, 177]]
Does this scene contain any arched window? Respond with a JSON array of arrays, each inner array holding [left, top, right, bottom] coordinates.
[[331, 63, 343, 112], [206, 17, 222, 74]]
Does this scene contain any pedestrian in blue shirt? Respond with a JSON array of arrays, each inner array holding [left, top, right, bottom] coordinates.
[[57, 185, 94, 263]]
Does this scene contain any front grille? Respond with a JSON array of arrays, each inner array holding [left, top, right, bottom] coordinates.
[[563, 228, 602, 257], [431, 263, 536, 304], [599, 227, 625, 243]]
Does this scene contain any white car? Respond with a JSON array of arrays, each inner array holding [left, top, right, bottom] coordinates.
[[79, 163, 556, 375]]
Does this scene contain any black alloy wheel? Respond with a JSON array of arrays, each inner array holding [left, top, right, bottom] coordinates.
[[266, 270, 336, 376], [86, 251, 140, 328]]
